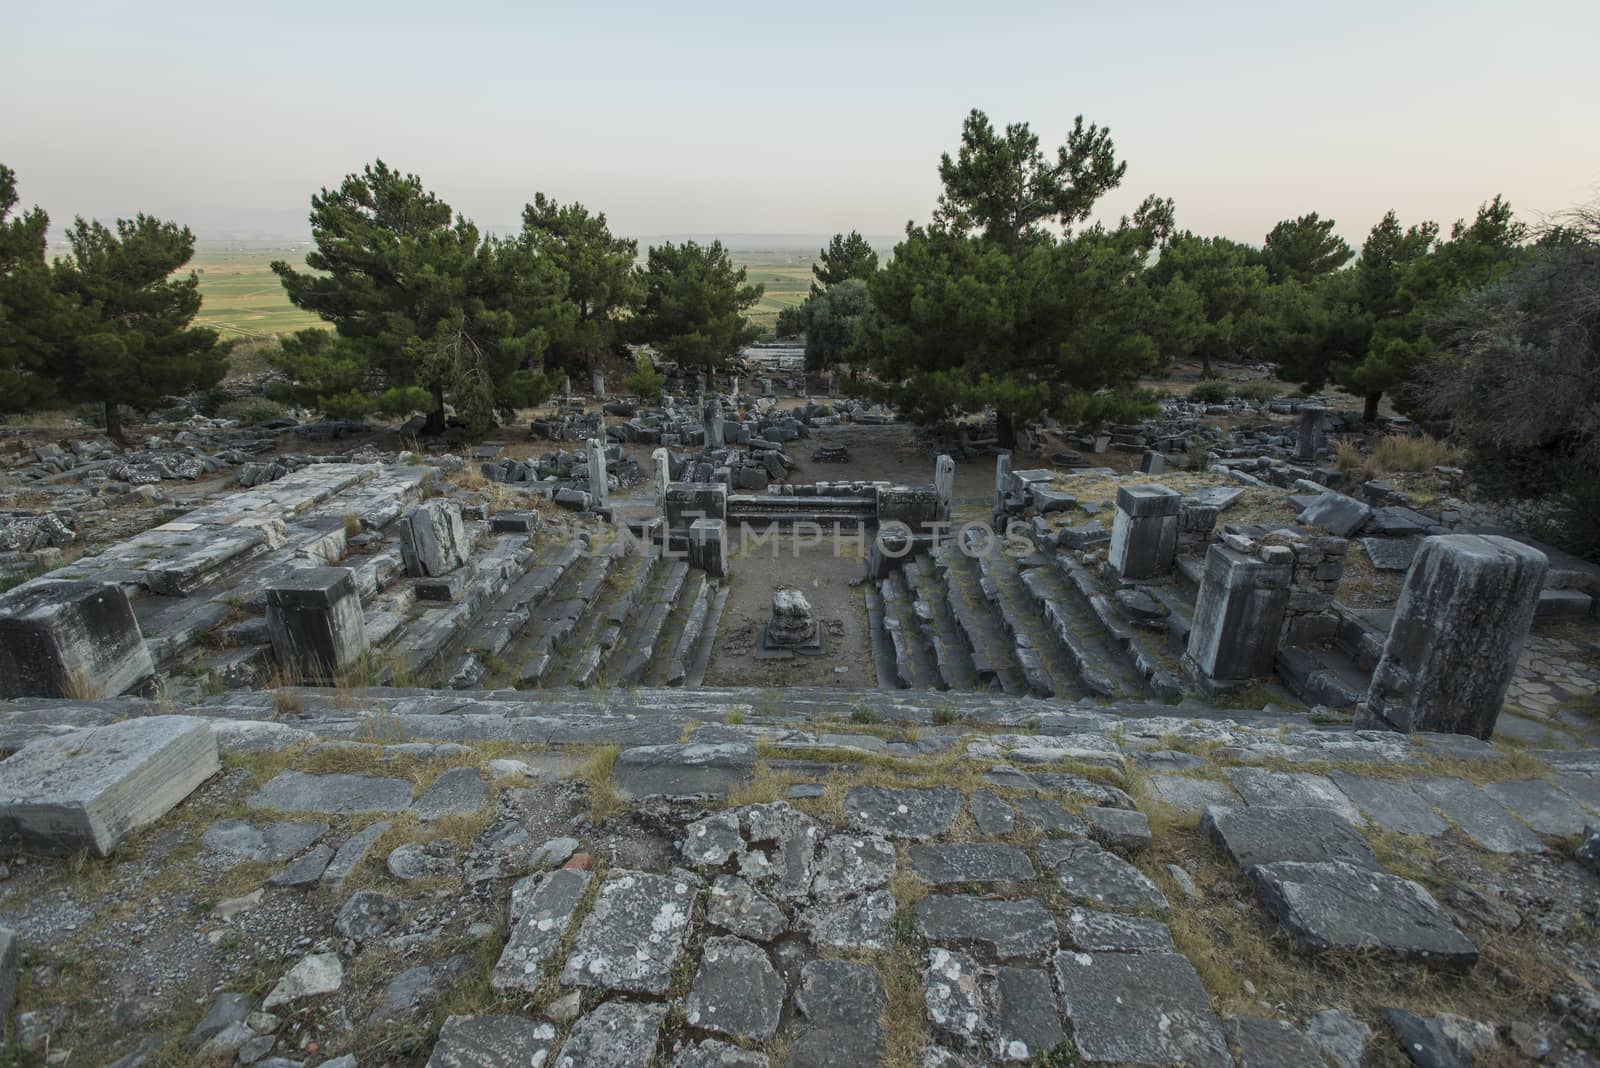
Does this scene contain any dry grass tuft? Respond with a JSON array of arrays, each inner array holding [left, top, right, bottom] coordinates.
[[581, 744, 624, 826]]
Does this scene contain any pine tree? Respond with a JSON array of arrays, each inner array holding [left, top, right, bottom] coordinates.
[[635, 241, 763, 372], [0, 165, 68, 412]]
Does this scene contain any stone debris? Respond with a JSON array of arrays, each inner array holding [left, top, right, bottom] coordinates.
[[261, 952, 343, 1010]]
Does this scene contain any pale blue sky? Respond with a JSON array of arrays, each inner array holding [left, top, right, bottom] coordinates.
[[4, 0, 1598, 246]]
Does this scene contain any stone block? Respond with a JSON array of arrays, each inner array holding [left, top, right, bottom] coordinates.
[[488, 511, 539, 534], [1359, 534, 1547, 738], [1108, 484, 1180, 579], [0, 928, 16, 1022], [398, 500, 468, 577], [0, 716, 219, 855], [0, 580, 153, 698], [664, 482, 728, 530], [1184, 545, 1291, 682], [265, 567, 368, 681], [1116, 483, 1182, 518], [689, 518, 728, 578], [1297, 491, 1372, 538]]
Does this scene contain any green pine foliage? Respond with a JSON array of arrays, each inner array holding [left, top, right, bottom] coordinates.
[[634, 240, 763, 371]]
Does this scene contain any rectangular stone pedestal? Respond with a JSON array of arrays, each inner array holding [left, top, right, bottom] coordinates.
[[0, 580, 154, 698], [1184, 544, 1292, 684], [1358, 534, 1547, 738], [266, 567, 369, 681], [398, 500, 468, 578], [1108, 485, 1180, 580], [689, 519, 728, 578], [0, 716, 220, 855]]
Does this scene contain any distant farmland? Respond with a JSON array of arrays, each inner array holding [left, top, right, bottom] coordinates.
[[187, 244, 824, 339]]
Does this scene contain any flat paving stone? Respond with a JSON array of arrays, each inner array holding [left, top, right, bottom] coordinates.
[[1328, 773, 1448, 836], [685, 936, 784, 1040], [993, 966, 1065, 1063], [1224, 767, 1365, 824], [1053, 841, 1169, 912], [425, 1014, 557, 1068], [796, 888, 895, 950], [202, 819, 328, 866], [1201, 805, 1380, 871], [321, 820, 390, 894], [560, 869, 696, 995], [924, 947, 988, 1053], [612, 743, 755, 800], [969, 789, 1016, 835], [0, 715, 220, 855], [1054, 950, 1230, 1067], [789, 959, 884, 1068], [845, 785, 962, 839], [413, 766, 488, 821], [909, 842, 1037, 885], [267, 843, 333, 887], [1082, 806, 1152, 851], [1062, 908, 1175, 952], [1227, 1016, 1325, 1068], [706, 875, 785, 942], [492, 868, 592, 992], [809, 834, 895, 901], [681, 810, 744, 866], [1482, 778, 1592, 836], [671, 1040, 769, 1068], [1142, 773, 1240, 813], [1415, 777, 1545, 854], [1012, 796, 1089, 835], [248, 771, 413, 815], [557, 1000, 667, 1068], [915, 894, 1060, 959], [1248, 860, 1478, 970], [1034, 837, 1090, 870]]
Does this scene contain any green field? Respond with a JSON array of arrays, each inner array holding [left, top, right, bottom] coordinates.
[[187, 244, 820, 339]]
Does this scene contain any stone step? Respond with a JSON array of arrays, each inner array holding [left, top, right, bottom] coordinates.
[[863, 583, 900, 690], [977, 550, 1080, 699], [876, 569, 942, 689], [437, 539, 585, 684], [1277, 645, 1371, 709], [542, 545, 658, 688], [641, 570, 709, 688], [501, 540, 620, 687], [389, 536, 540, 685], [683, 582, 728, 688], [903, 554, 979, 690], [934, 544, 1027, 696], [1038, 555, 1153, 699], [609, 558, 690, 686]]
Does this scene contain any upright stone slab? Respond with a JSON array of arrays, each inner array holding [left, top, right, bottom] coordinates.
[[1296, 405, 1329, 462], [703, 399, 725, 449], [1358, 534, 1547, 738], [993, 452, 1013, 523], [664, 483, 727, 531], [652, 447, 671, 518], [266, 567, 368, 681], [0, 579, 154, 698], [1108, 484, 1181, 579], [933, 454, 955, 522], [1184, 544, 1292, 684], [398, 500, 468, 577], [586, 438, 609, 508], [689, 518, 728, 578], [591, 370, 605, 399], [0, 716, 220, 855]]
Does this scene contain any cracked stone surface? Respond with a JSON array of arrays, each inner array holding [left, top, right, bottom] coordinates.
[[685, 936, 785, 1040], [1052, 840, 1170, 912], [1054, 949, 1231, 1067], [559, 870, 696, 995], [493, 868, 592, 992]]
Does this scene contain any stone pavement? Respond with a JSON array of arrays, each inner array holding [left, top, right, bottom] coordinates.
[[0, 688, 1596, 1064]]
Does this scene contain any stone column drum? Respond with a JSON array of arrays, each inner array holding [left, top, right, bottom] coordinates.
[[1357, 534, 1547, 738], [1108, 484, 1181, 580], [266, 567, 370, 682], [1184, 544, 1293, 684]]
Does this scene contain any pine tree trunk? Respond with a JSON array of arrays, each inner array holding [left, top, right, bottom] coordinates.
[[104, 400, 124, 444], [996, 411, 1017, 450], [424, 386, 446, 436], [1363, 392, 1381, 423]]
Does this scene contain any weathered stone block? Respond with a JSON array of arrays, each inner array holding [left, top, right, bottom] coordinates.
[[0, 580, 153, 698], [1108, 484, 1180, 579], [0, 716, 219, 855], [1359, 534, 1547, 738], [398, 500, 468, 577], [1184, 544, 1291, 682], [689, 518, 728, 578], [265, 567, 368, 681]]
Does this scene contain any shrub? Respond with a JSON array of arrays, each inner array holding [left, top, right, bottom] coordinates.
[[1187, 380, 1231, 405], [216, 398, 289, 425], [1367, 433, 1462, 473], [1233, 380, 1281, 403], [622, 354, 666, 399]]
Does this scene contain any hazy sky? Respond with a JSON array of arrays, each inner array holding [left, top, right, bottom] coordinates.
[[5, 0, 1599, 247]]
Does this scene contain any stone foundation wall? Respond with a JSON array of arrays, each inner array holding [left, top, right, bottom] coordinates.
[[1263, 531, 1349, 645]]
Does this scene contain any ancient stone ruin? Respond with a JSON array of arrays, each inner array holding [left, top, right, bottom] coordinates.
[[0, 384, 1597, 1066]]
